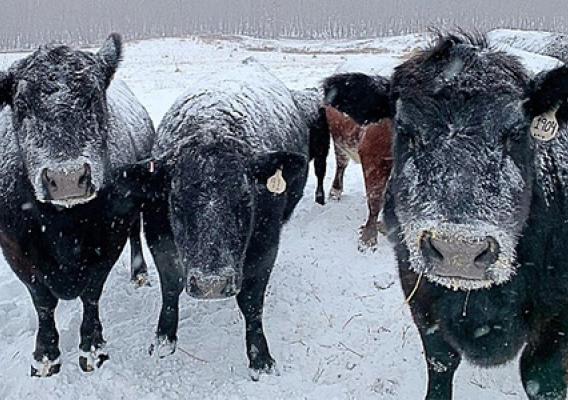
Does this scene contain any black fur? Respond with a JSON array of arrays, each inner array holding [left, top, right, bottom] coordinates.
[[335, 32, 568, 399], [323, 72, 392, 123]]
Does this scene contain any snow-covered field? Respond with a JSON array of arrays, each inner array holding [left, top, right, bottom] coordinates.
[[0, 33, 556, 399]]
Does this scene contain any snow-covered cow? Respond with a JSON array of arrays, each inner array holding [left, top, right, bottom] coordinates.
[[328, 32, 568, 399], [0, 34, 154, 376], [323, 73, 394, 249], [124, 60, 309, 378]]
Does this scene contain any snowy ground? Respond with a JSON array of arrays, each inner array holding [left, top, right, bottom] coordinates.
[[0, 33, 555, 399]]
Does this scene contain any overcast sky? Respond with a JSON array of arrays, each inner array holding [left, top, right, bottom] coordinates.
[[0, 0, 566, 49]]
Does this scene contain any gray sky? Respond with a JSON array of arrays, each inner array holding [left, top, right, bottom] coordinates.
[[1, 0, 566, 49]]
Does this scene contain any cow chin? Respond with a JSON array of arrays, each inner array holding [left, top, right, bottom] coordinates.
[[402, 220, 519, 291], [41, 192, 99, 208], [185, 266, 243, 300]]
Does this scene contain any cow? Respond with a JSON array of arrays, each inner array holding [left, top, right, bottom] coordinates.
[[122, 60, 310, 379], [322, 73, 394, 249], [0, 34, 155, 377], [291, 87, 330, 205], [327, 32, 568, 399]]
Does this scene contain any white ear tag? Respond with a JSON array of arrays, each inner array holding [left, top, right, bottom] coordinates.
[[531, 107, 560, 142], [266, 168, 286, 194]]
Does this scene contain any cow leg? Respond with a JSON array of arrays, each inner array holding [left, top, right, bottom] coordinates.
[[130, 213, 149, 287], [238, 239, 278, 380], [520, 320, 568, 400], [29, 286, 61, 377], [329, 143, 349, 200], [145, 208, 184, 358], [402, 270, 460, 399], [314, 151, 327, 206], [417, 323, 461, 400], [78, 264, 112, 372], [358, 134, 392, 250], [310, 109, 330, 206]]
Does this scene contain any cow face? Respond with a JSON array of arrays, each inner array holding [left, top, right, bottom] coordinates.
[[386, 33, 568, 290], [0, 34, 122, 207]]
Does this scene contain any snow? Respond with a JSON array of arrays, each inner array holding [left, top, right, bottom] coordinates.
[[0, 32, 556, 399], [489, 28, 568, 62]]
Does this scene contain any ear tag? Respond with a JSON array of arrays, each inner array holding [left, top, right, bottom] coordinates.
[[149, 160, 155, 173], [531, 106, 560, 142], [266, 168, 286, 194]]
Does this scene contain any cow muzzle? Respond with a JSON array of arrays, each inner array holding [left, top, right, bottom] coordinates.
[[187, 271, 242, 300], [41, 163, 96, 206], [420, 231, 500, 281]]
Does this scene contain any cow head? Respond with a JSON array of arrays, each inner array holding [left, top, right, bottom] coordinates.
[[121, 137, 307, 299], [328, 32, 568, 290], [0, 34, 122, 207]]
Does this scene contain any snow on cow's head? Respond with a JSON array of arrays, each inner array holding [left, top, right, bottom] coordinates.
[[0, 33, 122, 207]]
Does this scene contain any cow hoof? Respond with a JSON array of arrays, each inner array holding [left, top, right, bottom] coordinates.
[[315, 193, 325, 205], [31, 356, 61, 377], [358, 231, 378, 251], [377, 220, 387, 235], [329, 188, 342, 201], [79, 347, 109, 372], [132, 272, 151, 288], [149, 336, 177, 358], [249, 357, 279, 381]]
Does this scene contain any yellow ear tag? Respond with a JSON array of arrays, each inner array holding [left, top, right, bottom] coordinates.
[[531, 107, 560, 142], [266, 168, 286, 194]]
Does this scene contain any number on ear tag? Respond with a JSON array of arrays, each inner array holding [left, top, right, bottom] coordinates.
[[266, 168, 286, 194], [531, 108, 560, 142]]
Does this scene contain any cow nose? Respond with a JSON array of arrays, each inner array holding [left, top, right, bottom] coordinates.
[[420, 231, 500, 280], [41, 163, 93, 201], [188, 273, 241, 300]]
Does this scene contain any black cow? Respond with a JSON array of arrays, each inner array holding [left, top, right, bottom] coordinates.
[[124, 61, 309, 379], [0, 34, 154, 376], [327, 32, 568, 399]]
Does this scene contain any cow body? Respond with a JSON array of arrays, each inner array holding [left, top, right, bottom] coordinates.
[[139, 61, 309, 377], [323, 73, 394, 249], [329, 33, 568, 399], [0, 36, 154, 376]]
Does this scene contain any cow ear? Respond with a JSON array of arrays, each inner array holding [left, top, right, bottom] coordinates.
[[323, 72, 392, 124], [525, 65, 568, 124], [113, 158, 170, 202], [250, 151, 308, 186], [0, 71, 14, 107], [97, 33, 122, 88]]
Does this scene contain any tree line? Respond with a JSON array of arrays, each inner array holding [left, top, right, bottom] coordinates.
[[0, 0, 566, 50]]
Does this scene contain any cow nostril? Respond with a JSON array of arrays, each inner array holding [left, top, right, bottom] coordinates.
[[420, 231, 444, 262], [78, 164, 92, 188], [475, 237, 500, 266], [42, 169, 58, 191]]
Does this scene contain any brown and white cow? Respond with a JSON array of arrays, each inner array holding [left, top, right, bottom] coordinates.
[[323, 73, 394, 249]]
